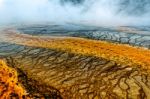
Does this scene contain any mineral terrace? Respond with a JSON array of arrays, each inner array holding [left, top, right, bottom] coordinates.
[[0, 25, 150, 99]]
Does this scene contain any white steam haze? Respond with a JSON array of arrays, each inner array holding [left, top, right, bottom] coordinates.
[[0, 0, 150, 26]]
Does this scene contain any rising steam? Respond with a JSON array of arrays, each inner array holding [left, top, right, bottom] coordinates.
[[0, 0, 150, 26]]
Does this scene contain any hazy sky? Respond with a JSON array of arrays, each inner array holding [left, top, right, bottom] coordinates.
[[0, 0, 150, 26]]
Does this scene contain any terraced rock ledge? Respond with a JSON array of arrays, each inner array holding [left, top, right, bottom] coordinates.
[[17, 25, 150, 49], [0, 29, 150, 98]]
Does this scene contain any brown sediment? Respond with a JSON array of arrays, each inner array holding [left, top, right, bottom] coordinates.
[[0, 59, 62, 99], [1, 29, 150, 98], [4, 45, 150, 99], [6, 30, 150, 70]]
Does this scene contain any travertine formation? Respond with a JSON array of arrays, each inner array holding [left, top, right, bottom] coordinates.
[[1, 43, 150, 99], [18, 25, 150, 49], [0, 26, 150, 99], [0, 59, 57, 99]]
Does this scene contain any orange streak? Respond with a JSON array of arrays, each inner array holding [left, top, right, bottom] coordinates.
[[0, 59, 26, 99], [7, 31, 150, 70]]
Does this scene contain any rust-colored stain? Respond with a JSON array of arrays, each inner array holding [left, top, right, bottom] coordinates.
[[0, 59, 26, 99]]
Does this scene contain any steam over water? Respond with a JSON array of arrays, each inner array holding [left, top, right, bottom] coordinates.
[[0, 0, 150, 26]]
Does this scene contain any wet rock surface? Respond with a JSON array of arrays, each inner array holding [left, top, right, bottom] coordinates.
[[0, 42, 150, 98], [17, 24, 150, 49]]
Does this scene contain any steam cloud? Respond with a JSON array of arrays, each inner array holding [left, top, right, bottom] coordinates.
[[0, 0, 150, 26]]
